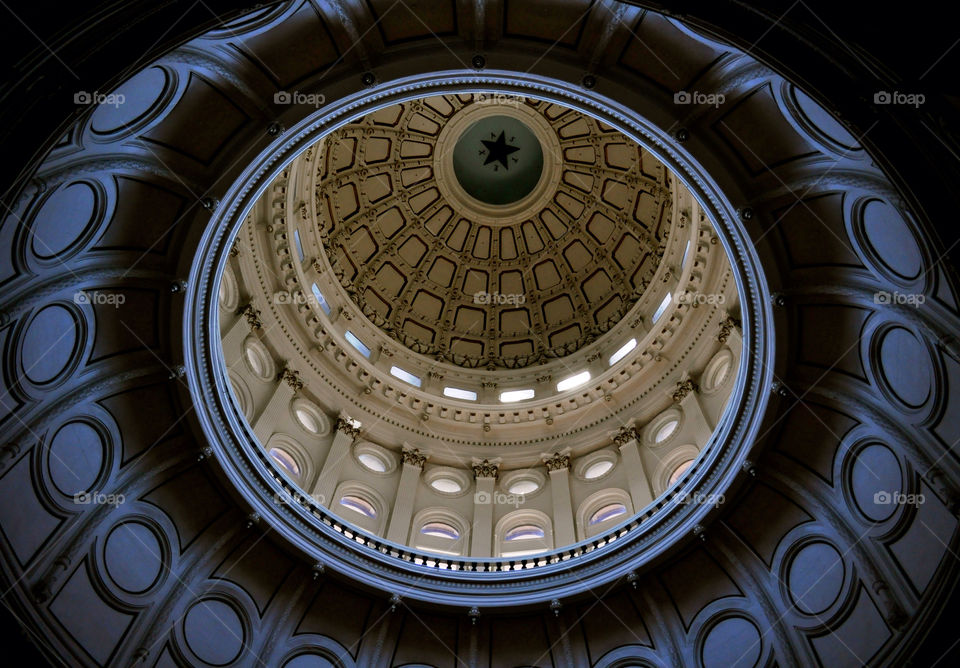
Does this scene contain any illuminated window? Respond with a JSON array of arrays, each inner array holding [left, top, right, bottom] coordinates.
[[268, 448, 300, 478], [340, 495, 377, 518], [500, 388, 535, 402], [293, 229, 305, 261], [655, 419, 679, 443], [443, 386, 477, 401], [584, 460, 614, 480], [557, 371, 590, 392], [430, 477, 463, 494], [310, 283, 330, 314], [504, 525, 545, 541], [652, 293, 672, 323], [420, 522, 460, 540], [681, 239, 691, 268], [608, 338, 636, 366], [507, 479, 540, 495], [589, 503, 627, 525], [344, 331, 371, 357], [669, 459, 695, 486], [358, 453, 387, 473], [390, 365, 422, 387]]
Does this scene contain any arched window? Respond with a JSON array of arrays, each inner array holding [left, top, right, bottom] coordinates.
[[504, 524, 545, 541], [669, 459, 695, 486], [339, 495, 376, 518], [577, 489, 634, 540], [411, 509, 469, 556], [421, 522, 460, 540], [589, 503, 627, 525], [332, 482, 387, 536], [495, 511, 553, 558], [268, 447, 300, 479]]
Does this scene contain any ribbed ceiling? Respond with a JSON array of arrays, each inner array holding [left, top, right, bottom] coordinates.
[[316, 94, 672, 369]]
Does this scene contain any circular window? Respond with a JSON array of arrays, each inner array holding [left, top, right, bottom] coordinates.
[[352, 442, 396, 475], [702, 348, 735, 393], [575, 451, 618, 482], [242, 338, 274, 381], [423, 466, 471, 496], [655, 420, 679, 443], [218, 265, 238, 311], [508, 479, 539, 495], [584, 460, 614, 480], [358, 453, 386, 472], [430, 477, 463, 494], [645, 409, 683, 446], [291, 399, 329, 436]]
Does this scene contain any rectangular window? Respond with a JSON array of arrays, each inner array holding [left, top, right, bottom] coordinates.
[[344, 331, 371, 357], [443, 386, 478, 401], [608, 338, 637, 366], [293, 229, 305, 262], [310, 283, 331, 314], [390, 365, 422, 387], [500, 388, 535, 402], [556, 371, 590, 392]]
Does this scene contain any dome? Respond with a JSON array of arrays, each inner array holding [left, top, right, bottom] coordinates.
[[218, 89, 743, 558], [2, 1, 959, 666], [317, 94, 672, 370]]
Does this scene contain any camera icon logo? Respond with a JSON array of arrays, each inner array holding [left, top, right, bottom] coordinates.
[[874, 91, 891, 104], [674, 91, 692, 104], [274, 91, 292, 104], [74, 91, 92, 104], [474, 491, 491, 505], [873, 491, 892, 505]]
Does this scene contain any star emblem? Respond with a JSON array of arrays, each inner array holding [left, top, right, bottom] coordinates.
[[480, 131, 520, 170]]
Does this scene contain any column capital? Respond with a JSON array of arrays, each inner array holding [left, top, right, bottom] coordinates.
[[237, 302, 262, 329], [334, 415, 361, 439], [672, 378, 700, 403], [543, 453, 571, 472], [278, 366, 304, 392], [400, 448, 427, 470], [472, 458, 500, 480], [612, 426, 641, 447], [717, 315, 741, 344]]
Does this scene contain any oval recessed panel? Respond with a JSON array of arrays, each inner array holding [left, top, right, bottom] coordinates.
[[878, 327, 932, 408], [184, 599, 245, 666], [104, 522, 164, 594], [850, 443, 902, 522], [90, 66, 168, 135], [787, 542, 845, 615], [22, 305, 79, 384], [793, 88, 860, 151], [284, 655, 337, 668], [861, 200, 923, 281], [702, 616, 762, 668], [49, 421, 105, 496], [31, 182, 98, 258]]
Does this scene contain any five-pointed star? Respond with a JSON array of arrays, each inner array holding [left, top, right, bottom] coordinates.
[[481, 131, 520, 169]]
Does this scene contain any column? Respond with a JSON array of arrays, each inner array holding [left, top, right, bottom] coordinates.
[[386, 448, 426, 544], [252, 367, 301, 443], [222, 303, 261, 357], [470, 459, 499, 557], [615, 427, 654, 511], [674, 378, 712, 446], [717, 314, 742, 350], [544, 453, 575, 546], [312, 413, 359, 507]]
